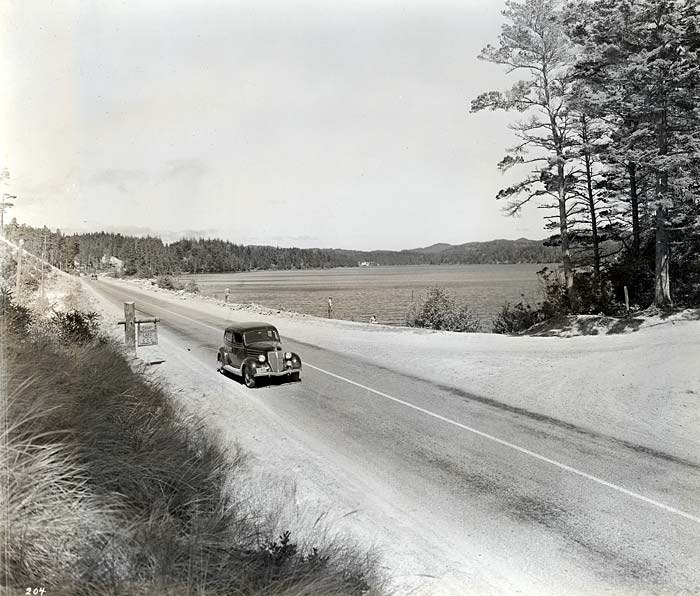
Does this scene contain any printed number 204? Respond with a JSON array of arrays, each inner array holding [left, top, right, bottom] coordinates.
[[26, 589, 45, 595]]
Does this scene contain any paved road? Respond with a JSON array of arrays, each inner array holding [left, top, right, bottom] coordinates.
[[92, 280, 700, 595]]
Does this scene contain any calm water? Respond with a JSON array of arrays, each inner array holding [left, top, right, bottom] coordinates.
[[178, 264, 551, 327]]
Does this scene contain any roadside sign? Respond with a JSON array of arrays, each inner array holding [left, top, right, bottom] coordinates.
[[137, 321, 158, 346]]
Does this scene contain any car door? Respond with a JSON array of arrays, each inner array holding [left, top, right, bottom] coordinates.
[[231, 331, 245, 370]]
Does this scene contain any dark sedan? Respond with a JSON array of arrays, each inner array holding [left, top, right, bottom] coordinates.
[[217, 322, 302, 388]]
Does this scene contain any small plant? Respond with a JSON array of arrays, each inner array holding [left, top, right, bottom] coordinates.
[[406, 286, 481, 332]]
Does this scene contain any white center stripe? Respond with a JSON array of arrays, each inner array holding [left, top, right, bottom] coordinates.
[[104, 285, 700, 525]]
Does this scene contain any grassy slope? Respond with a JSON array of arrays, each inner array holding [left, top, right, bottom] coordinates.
[[2, 297, 382, 596]]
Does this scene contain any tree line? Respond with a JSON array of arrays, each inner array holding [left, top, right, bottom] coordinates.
[[472, 0, 700, 310], [2, 219, 558, 277]]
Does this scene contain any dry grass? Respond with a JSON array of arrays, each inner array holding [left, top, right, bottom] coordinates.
[[1, 294, 384, 595]]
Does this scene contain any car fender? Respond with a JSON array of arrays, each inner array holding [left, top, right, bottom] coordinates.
[[241, 356, 259, 372], [289, 352, 302, 369]]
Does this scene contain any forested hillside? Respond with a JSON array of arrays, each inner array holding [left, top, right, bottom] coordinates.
[[2, 219, 557, 276]]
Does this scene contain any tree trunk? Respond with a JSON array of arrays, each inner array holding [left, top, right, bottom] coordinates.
[[557, 161, 577, 310], [654, 205, 672, 307], [628, 162, 640, 256], [654, 110, 672, 308], [581, 117, 600, 282]]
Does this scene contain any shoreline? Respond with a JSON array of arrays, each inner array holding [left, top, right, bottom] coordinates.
[[109, 272, 698, 337], [113, 263, 554, 329]]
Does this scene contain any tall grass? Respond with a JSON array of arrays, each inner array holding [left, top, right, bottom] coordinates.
[[1, 293, 383, 595]]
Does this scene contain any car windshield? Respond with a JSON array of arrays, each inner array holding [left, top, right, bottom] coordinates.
[[244, 328, 280, 344]]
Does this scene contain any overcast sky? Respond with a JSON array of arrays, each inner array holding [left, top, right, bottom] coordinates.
[[1, 0, 545, 251]]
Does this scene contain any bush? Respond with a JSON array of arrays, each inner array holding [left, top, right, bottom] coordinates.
[[0, 288, 34, 335], [492, 302, 543, 334], [184, 278, 200, 294], [156, 274, 181, 290], [34, 309, 101, 345], [535, 266, 626, 318], [406, 286, 481, 332]]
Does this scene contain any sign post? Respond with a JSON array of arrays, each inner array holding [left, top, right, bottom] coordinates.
[[119, 302, 160, 358], [124, 302, 136, 354]]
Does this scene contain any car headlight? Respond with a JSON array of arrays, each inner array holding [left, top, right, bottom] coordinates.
[[258, 354, 265, 363], [284, 352, 292, 359]]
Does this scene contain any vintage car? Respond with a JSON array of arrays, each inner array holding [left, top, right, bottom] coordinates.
[[217, 322, 302, 388]]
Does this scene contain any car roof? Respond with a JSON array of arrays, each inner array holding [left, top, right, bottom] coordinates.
[[225, 321, 278, 333]]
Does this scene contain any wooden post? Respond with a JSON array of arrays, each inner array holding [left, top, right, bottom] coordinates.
[[623, 286, 630, 313], [124, 302, 136, 353]]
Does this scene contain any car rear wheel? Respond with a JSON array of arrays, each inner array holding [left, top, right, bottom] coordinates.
[[243, 366, 256, 388]]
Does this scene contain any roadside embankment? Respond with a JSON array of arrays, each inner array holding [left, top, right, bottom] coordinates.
[[102, 276, 700, 466], [1, 272, 384, 594]]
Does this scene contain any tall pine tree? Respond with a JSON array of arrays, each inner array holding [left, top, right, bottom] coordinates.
[[472, 0, 580, 307]]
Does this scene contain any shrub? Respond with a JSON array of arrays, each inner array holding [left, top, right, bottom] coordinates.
[[492, 302, 543, 334], [535, 267, 570, 318], [406, 286, 481, 332], [0, 288, 34, 335], [184, 278, 200, 294], [34, 309, 101, 345], [537, 266, 626, 317], [156, 274, 181, 290]]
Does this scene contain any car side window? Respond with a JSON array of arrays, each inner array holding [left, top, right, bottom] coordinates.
[[233, 332, 243, 345]]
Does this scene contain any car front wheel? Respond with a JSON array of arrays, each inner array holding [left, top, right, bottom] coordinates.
[[243, 366, 256, 388]]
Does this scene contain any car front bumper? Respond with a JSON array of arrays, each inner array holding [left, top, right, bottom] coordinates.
[[253, 367, 300, 378]]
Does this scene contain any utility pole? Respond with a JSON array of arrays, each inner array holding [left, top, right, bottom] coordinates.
[[15, 239, 24, 296], [0, 194, 16, 235]]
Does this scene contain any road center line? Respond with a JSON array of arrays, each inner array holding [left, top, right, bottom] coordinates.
[[101, 283, 700, 525]]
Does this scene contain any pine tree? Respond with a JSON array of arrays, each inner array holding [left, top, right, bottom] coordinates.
[[567, 0, 700, 307], [472, 0, 580, 307]]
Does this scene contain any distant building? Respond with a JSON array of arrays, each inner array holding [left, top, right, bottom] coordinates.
[[358, 261, 378, 267], [101, 255, 124, 272]]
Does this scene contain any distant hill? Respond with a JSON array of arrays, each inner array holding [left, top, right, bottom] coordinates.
[[409, 243, 454, 254], [406, 238, 560, 264]]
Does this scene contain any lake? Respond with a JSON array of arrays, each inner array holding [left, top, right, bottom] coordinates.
[[178, 264, 553, 328]]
